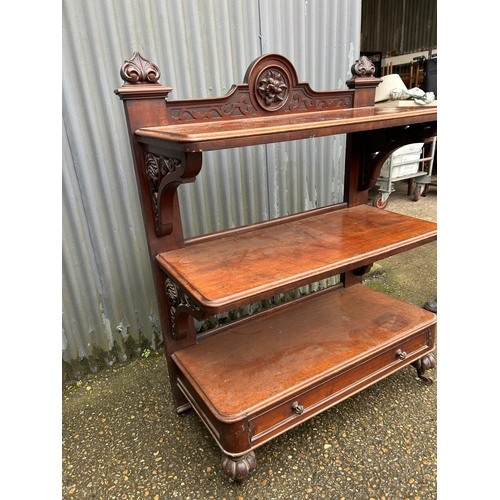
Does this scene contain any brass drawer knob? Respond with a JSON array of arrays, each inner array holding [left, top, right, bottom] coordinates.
[[395, 349, 407, 360], [291, 401, 304, 415]]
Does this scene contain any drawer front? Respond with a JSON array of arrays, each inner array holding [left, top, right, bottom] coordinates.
[[249, 328, 434, 444]]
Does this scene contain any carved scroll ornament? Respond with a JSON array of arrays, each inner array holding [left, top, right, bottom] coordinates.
[[351, 56, 376, 78], [120, 52, 161, 84], [165, 278, 203, 340]]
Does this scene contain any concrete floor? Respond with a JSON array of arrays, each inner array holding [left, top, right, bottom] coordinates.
[[62, 180, 437, 499]]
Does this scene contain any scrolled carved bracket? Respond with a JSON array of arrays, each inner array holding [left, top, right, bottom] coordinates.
[[145, 152, 182, 236], [358, 123, 437, 192], [165, 277, 205, 341], [145, 151, 202, 237]]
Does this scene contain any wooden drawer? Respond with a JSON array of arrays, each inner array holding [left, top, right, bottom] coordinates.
[[249, 328, 434, 444], [173, 285, 436, 456]]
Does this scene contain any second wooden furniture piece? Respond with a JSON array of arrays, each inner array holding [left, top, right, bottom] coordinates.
[[115, 52, 437, 480]]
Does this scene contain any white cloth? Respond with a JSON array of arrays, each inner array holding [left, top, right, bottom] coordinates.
[[389, 87, 435, 106]]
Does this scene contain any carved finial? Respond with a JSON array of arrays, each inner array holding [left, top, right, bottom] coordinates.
[[351, 56, 376, 78], [120, 52, 161, 84]]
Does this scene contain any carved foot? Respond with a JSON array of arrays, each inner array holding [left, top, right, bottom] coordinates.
[[411, 353, 436, 385], [221, 451, 256, 481], [353, 264, 373, 276]]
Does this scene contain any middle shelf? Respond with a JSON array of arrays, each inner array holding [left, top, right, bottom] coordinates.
[[156, 204, 437, 316]]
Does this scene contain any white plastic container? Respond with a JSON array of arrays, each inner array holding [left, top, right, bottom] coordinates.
[[379, 143, 424, 178]]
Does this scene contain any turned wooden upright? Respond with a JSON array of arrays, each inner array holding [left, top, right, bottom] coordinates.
[[115, 52, 437, 480]]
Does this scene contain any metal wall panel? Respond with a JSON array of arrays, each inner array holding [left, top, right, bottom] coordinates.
[[361, 0, 437, 58], [62, 0, 361, 382], [259, 0, 361, 218]]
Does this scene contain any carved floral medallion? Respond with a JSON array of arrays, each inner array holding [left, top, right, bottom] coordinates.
[[258, 70, 288, 107]]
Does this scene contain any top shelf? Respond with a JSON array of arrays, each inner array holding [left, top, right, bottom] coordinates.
[[136, 106, 437, 152], [156, 205, 437, 316]]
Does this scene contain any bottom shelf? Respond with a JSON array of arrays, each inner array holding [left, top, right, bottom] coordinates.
[[173, 284, 436, 456]]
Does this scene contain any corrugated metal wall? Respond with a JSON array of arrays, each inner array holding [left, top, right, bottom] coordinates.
[[62, 0, 362, 382], [360, 0, 437, 58]]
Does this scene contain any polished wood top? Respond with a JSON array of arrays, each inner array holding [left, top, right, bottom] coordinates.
[[136, 106, 437, 152], [173, 284, 436, 419], [156, 205, 437, 315]]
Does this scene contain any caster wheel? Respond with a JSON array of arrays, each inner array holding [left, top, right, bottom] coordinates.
[[373, 193, 388, 209], [420, 375, 434, 386]]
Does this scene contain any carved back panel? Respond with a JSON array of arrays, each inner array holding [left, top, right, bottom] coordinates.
[[164, 53, 359, 123]]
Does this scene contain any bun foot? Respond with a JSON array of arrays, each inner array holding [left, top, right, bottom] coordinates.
[[221, 450, 256, 480], [411, 353, 436, 385]]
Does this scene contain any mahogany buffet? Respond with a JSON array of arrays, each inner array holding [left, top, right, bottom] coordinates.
[[115, 52, 437, 480]]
